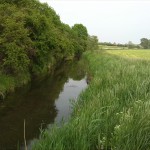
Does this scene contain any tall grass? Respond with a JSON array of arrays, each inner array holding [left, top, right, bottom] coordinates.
[[32, 50, 150, 150]]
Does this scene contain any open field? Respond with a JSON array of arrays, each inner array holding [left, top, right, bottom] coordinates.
[[32, 50, 150, 150], [107, 49, 150, 59]]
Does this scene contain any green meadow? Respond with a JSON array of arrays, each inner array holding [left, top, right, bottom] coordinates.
[[32, 50, 150, 150], [108, 50, 150, 60]]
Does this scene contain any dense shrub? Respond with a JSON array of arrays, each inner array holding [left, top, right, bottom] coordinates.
[[0, 0, 90, 77]]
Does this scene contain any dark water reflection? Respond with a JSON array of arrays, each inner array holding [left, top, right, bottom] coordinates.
[[0, 60, 87, 150]]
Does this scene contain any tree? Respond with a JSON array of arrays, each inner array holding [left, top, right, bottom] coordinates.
[[72, 24, 88, 40], [140, 38, 149, 49], [72, 24, 88, 58], [0, 4, 31, 74], [87, 35, 99, 51], [0, 0, 92, 77], [128, 41, 134, 49]]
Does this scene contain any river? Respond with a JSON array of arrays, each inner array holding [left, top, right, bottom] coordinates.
[[0, 60, 88, 150]]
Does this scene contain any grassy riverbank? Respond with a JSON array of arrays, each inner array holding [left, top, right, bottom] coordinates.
[[0, 73, 30, 99], [32, 50, 150, 150]]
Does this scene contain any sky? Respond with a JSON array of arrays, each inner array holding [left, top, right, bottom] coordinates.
[[39, 0, 150, 44]]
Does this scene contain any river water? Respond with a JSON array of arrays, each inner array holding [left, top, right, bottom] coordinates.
[[0, 60, 87, 150]]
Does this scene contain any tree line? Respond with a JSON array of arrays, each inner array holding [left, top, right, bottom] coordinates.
[[0, 0, 99, 78], [100, 38, 150, 49], [128, 39, 150, 49], [99, 42, 127, 47]]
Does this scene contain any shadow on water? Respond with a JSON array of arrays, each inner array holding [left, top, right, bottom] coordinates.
[[0, 59, 88, 150]]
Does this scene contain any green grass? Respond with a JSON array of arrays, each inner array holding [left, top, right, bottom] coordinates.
[[0, 72, 30, 99], [107, 49, 150, 59], [32, 50, 150, 150], [0, 73, 15, 99]]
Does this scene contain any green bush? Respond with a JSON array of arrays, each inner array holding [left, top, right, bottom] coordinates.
[[0, 0, 91, 94]]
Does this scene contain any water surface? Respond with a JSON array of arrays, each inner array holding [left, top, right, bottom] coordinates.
[[0, 60, 87, 150]]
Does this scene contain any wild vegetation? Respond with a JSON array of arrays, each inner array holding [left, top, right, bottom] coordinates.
[[0, 0, 98, 98], [32, 50, 150, 150], [1, 0, 150, 149]]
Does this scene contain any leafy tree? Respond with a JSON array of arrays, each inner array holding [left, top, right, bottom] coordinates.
[[0, 0, 91, 78], [0, 4, 31, 74], [72, 24, 88, 40], [128, 41, 134, 49], [140, 38, 149, 49], [72, 24, 88, 58], [87, 35, 99, 51]]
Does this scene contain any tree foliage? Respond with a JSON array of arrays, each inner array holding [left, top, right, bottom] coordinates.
[[140, 38, 150, 49], [0, 4, 31, 74], [87, 35, 99, 51], [72, 24, 88, 58], [0, 0, 89, 76]]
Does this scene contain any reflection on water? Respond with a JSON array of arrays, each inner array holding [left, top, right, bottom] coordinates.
[[0, 60, 87, 150], [55, 78, 87, 124]]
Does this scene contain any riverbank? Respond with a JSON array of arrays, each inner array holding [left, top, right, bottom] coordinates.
[[0, 57, 84, 100], [32, 50, 150, 150], [0, 59, 88, 149], [0, 0, 92, 100], [0, 72, 30, 100]]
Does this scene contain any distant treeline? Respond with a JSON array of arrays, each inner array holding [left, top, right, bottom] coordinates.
[[100, 38, 150, 49], [99, 42, 128, 47], [0, 0, 98, 78], [99, 42, 140, 49]]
